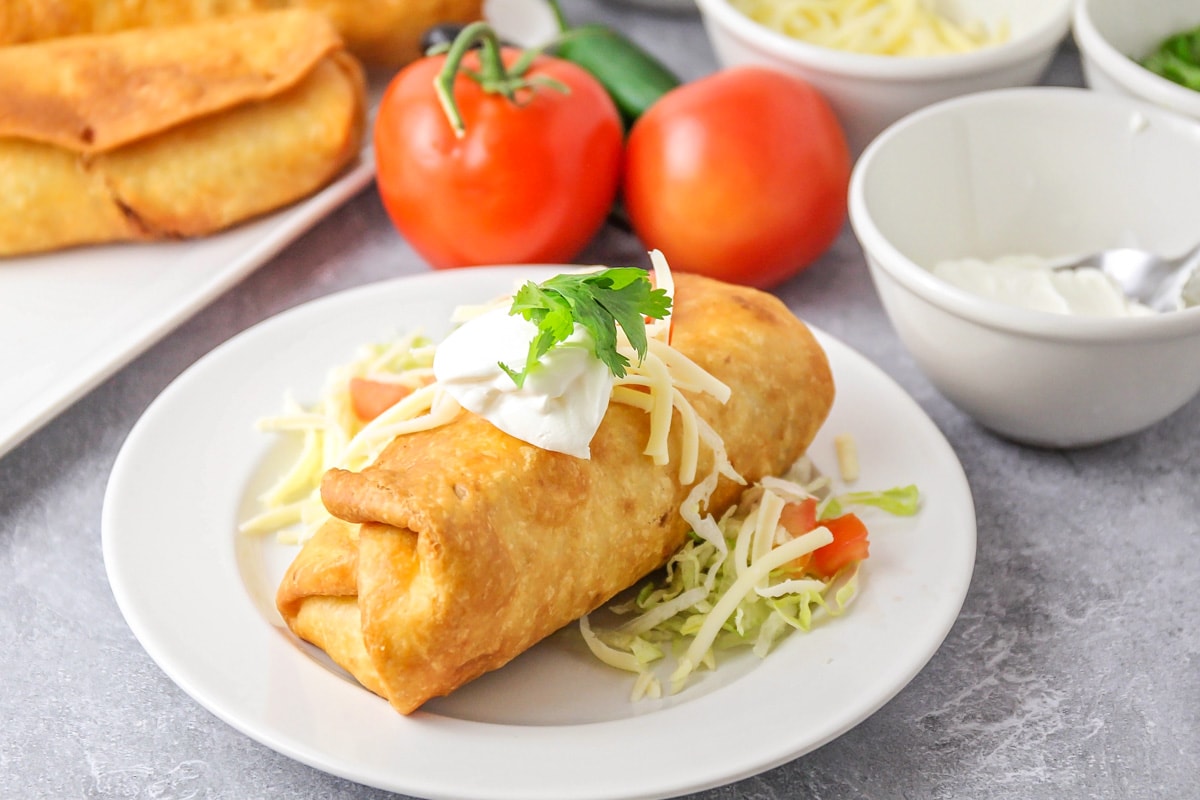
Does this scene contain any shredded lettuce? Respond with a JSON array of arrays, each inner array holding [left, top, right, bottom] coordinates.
[[584, 470, 919, 699], [820, 483, 920, 520]]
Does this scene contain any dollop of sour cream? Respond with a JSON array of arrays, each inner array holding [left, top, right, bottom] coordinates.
[[433, 307, 614, 458], [931, 255, 1155, 317]]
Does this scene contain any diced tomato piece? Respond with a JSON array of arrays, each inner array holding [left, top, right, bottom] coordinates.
[[779, 498, 819, 537], [810, 512, 869, 579], [349, 378, 413, 422], [778, 498, 819, 573], [783, 552, 812, 575]]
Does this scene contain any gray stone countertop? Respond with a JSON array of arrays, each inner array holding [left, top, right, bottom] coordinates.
[[2, 5, 1197, 799]]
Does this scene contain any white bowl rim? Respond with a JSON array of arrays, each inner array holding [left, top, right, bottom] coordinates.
[[849, 85, 1200, 343], [694, 0, 1073, 81], [1072, 0, 1200, 117]]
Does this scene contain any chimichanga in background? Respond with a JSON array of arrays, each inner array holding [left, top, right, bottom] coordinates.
[[0, 0, 484, 68], [0, 10, 366, 257], [276, 272, 836, 715]]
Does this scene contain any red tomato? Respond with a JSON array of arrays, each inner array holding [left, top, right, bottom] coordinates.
[[622, 67, 850, 289], [809, 513, 870, 579], [348, 378, 414, 422], [374, 48, 623, 268]]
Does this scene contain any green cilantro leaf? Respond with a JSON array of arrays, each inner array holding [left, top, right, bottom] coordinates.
[[499, 267, 672, 388]]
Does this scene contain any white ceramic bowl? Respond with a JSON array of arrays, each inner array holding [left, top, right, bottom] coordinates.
[[694, 0, 1072, 154], [1074, 0, 1200, 123], [849, 87, 1200, 448]]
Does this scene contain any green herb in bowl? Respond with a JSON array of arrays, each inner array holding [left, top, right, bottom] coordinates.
[[1141, 24, 1200, 92]]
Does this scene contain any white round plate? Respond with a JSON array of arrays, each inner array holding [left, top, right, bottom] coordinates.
[[102, 267, 976, 800]]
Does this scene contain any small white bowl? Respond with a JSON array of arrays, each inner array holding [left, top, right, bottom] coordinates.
[[694, 0, 1072, 154], [849, 87, 1200, 448], [1074, 0, 1200, 123]]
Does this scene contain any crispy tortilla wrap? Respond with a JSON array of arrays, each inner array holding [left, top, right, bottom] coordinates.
[[0, 0, 484, 68], [0, 10, 366, 257], [276, 273, 835, 714]]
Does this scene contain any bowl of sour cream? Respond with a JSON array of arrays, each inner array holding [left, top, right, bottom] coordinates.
[[849, 86, 1200, 447]]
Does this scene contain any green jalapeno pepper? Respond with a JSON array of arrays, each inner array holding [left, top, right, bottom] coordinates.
[[546, 0, 681, 129]]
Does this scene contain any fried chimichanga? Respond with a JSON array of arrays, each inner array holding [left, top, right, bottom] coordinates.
[[276, 273, 836, 715], [0, 0, 484, 68], [0, 10, 366, 257]]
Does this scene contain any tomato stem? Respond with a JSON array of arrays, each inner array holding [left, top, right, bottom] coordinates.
[[433, 22, 567, 139], [435, 22, 504, 137]]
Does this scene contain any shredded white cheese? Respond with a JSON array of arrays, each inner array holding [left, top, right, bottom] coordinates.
[[670, 525, 834, 690], [835, 432, 860, 483], [729, 0, 1008, 56], [239, 332, 445, 543]]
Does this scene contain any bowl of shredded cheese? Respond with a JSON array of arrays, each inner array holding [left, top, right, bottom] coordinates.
[[694, 0, 1072, 153]]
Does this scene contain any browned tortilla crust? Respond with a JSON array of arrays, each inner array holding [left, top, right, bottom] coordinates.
[[276, 272, 836, 714], [0, 11, 366, 256], [0, 0, 485, 68], [0, 10, 346, 154]]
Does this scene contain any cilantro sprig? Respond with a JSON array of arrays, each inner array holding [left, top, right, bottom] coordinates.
[[499, 268, 672, 387]]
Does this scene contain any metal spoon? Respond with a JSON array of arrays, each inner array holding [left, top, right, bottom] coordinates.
[[1049, 242, 1200, 312]]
